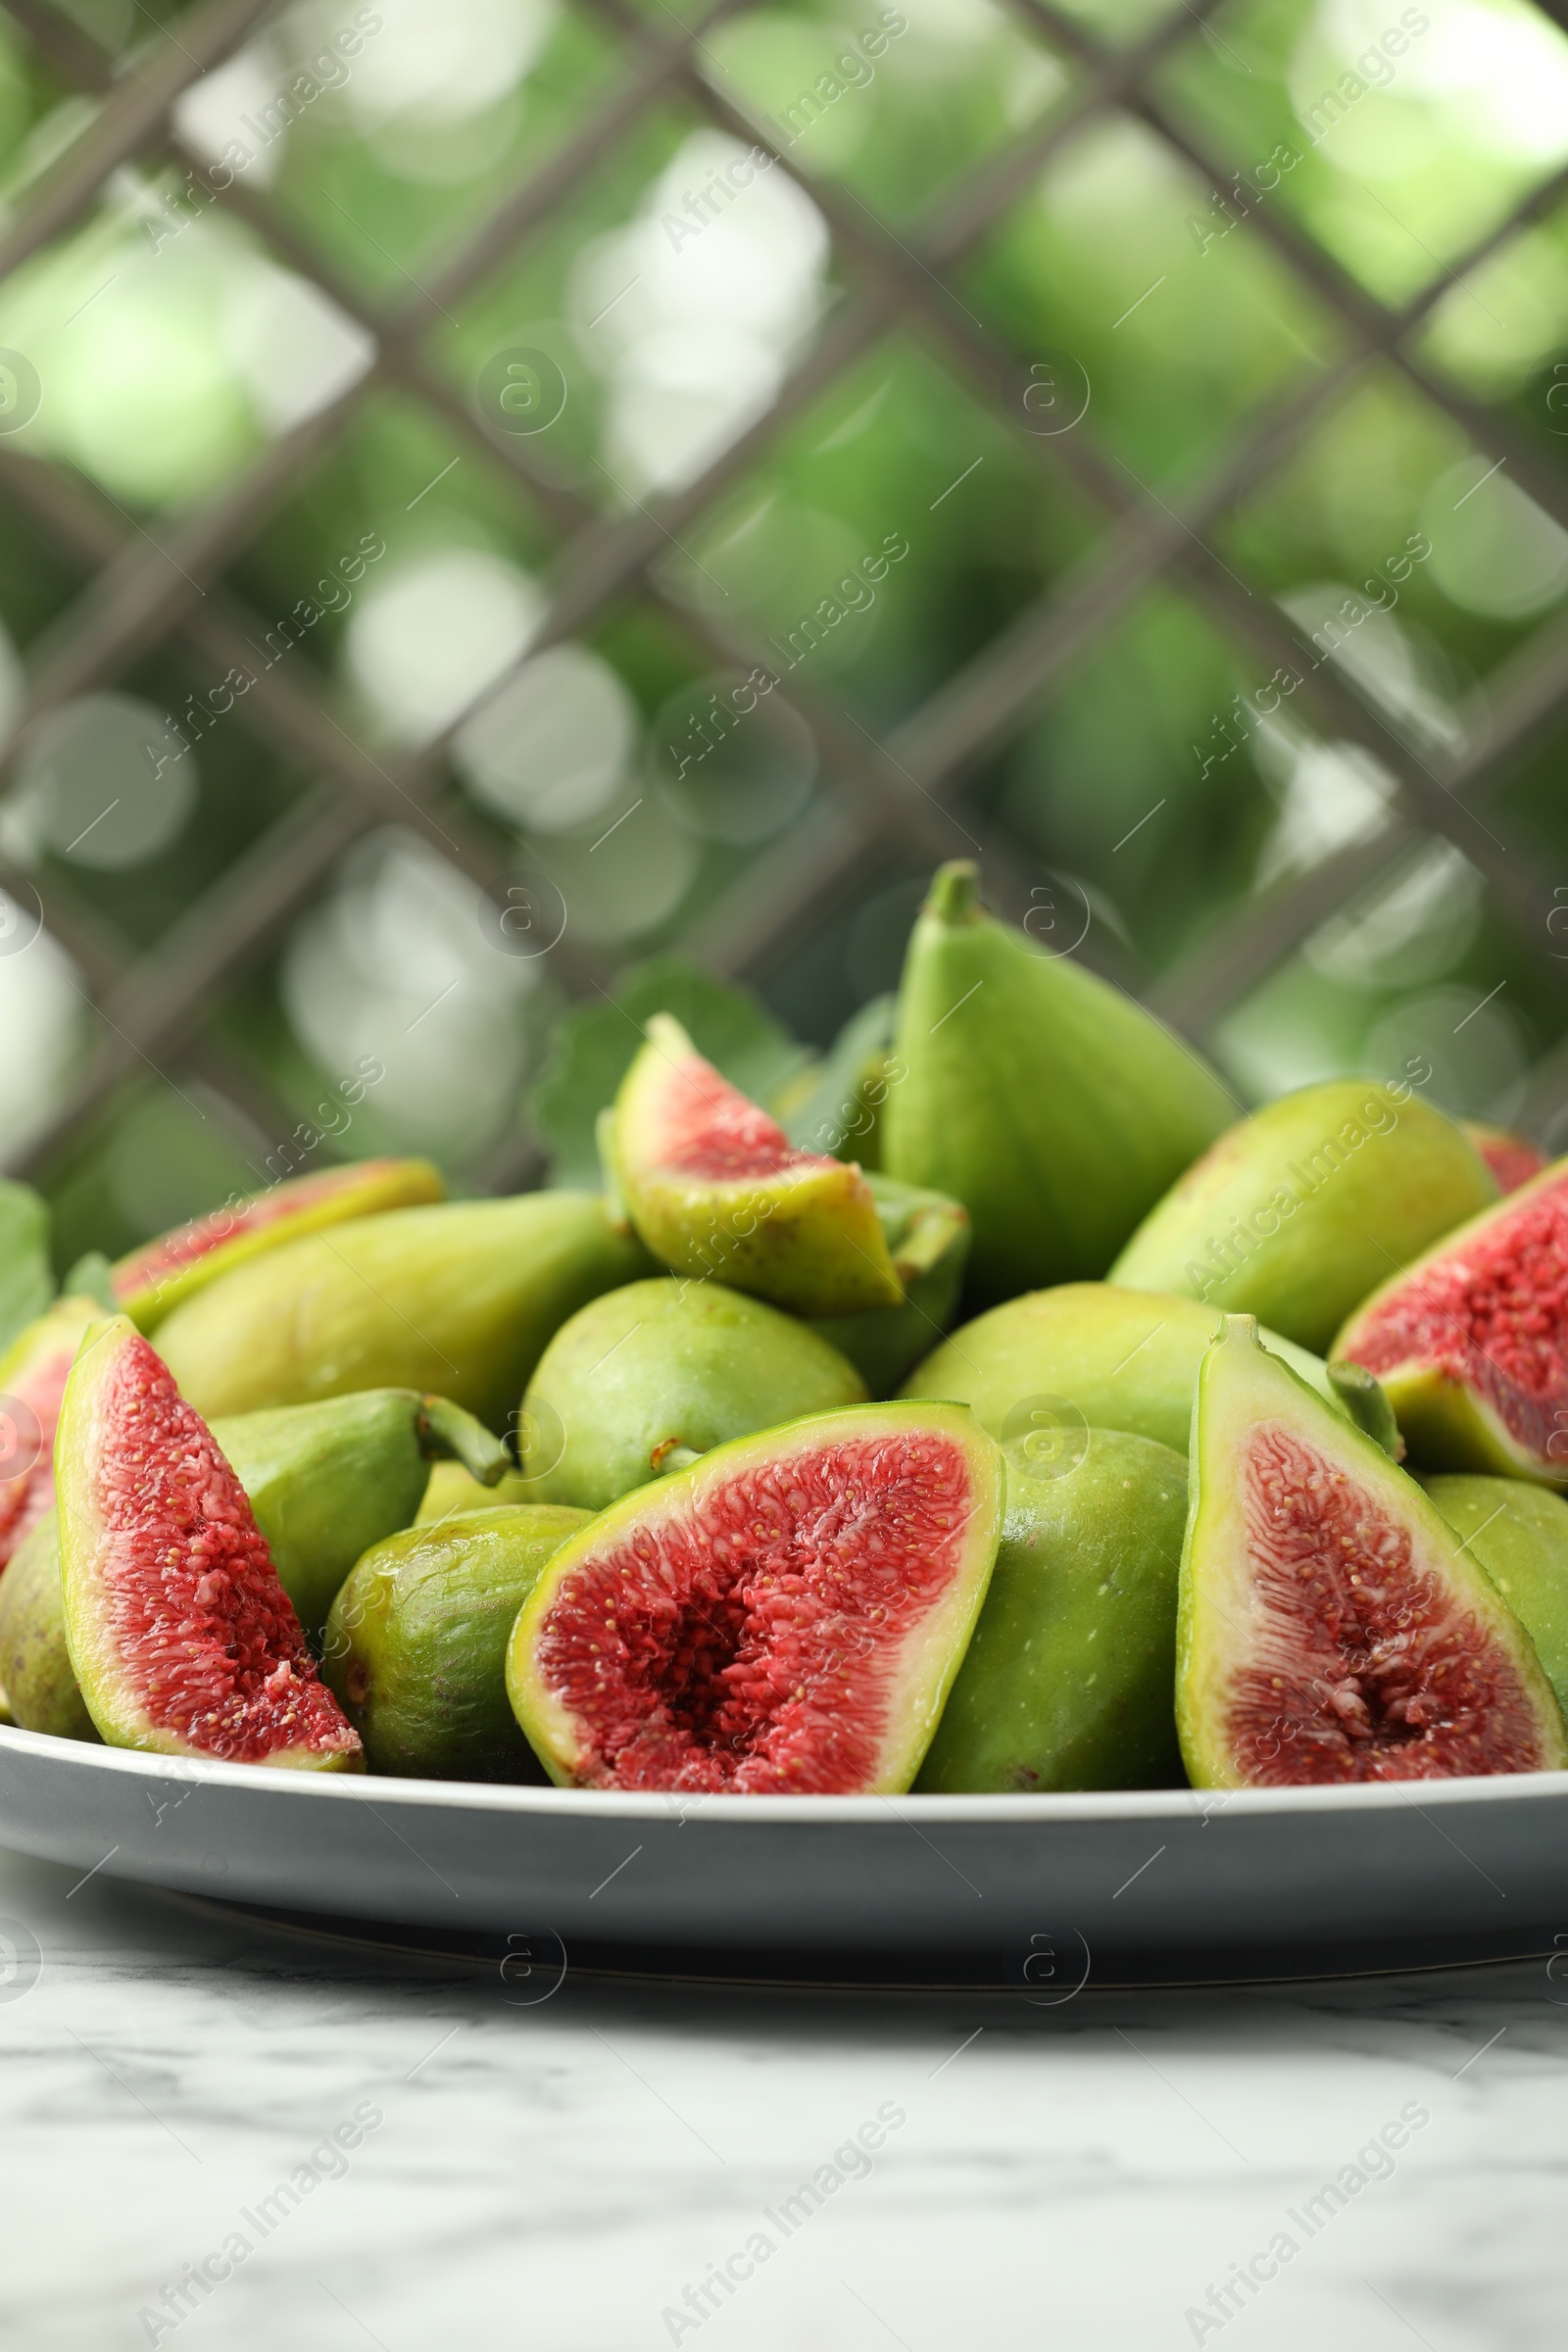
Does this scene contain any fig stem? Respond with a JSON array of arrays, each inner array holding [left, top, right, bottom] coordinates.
[[416, 1395, 509, 1485], [926, 860, 982, 925]]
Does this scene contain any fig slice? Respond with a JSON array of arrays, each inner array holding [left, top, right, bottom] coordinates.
[[507, 1401, 1004, 1793], [1463, 1121, 1546, 1197], [1335, 1156, 1568, 1486], [57, 1317, 362, 1769], [108, 1156, 446, 1333], [0, 1295, 100, 1573], [1179, 1316, 1567, 1788], [609, 1014, 904, 1317]]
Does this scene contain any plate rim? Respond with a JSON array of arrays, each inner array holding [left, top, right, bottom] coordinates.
[[5, 1721, 1568, 1826]]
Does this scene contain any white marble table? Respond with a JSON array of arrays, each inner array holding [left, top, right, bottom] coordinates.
[[1, 1838, 1564, 2352]]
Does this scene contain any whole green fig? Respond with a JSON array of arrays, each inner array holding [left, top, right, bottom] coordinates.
[[883, 861, 1236, 1302], [518, 1277, 867, 1510], [902, 1282, 1340, 1453], [1109, 1079, 1497, 1351], [0, 1512, 100, 1742], [213, 1389, 508, 1642], [916, 1429, 1187, 1792], [323, 1505, 591, 1779], [1424, 1475, 1568, 1720], [155, 1194, 653, 1430]]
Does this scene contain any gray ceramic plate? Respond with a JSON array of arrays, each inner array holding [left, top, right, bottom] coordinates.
[[3, 1725, 1567, 1968]]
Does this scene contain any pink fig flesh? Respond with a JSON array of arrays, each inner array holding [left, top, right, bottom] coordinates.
[[0, 1297, 100, 1574], [58, 1318, 361, 1769], [508, 1403, 1003, 1793], [1336, 1158, 1568, 1484]]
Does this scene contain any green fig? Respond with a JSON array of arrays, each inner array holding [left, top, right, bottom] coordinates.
[[901, 1281, 1341, 1453], [323, 1505, 591, 1779], [808, 1174, 970, 1396], [0, 1512, 100, 1741], [211, 1390, 508, 1642], [916, 1427, 1187, 1792], [1109, 1078, 1498, 1352], [416, 1459, 539, 1524], [1178, 1316, 1566, 1787], [111, 1156, 447, 1333], [1423, 1476, 1568, 1720], [516, 1277, 867, 1510], [882, 861, 1236, 1303], [609, 1014, 903, 1316], [154, 1193, 654, 1432]]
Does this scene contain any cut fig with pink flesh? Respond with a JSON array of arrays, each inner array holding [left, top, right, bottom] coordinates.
[[1463, 1121, 1546, 1198], [110, 1156, 445, 1333], [57, 1317, 362, 1769], [0, 1295, 100, 1574], [1335, 1155, 1568, 1486], [1178, 1317, 1567, 1788], [507, 1401, 1004, 1793], [609, 1014, 904, 1317]]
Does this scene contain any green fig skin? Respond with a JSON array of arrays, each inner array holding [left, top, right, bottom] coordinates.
[[212, 1390, 508, 1643], [808, 1174, 971, 1396], [611, 1014, 904, 1317], [154, 1195, 655, 1432], [882, 861, 1237, 1304], [0, 1513, 100, 1742], [901, 1282, 1340, 1454], [1424, 1476, 1568, 1722], [416, 1460, 539, 1525], [915, 1428, 1187, 1793], [111, 1157, 447, 1334], [1178, 1318, 1567, 1788], [1108, 1079, 1498, 1352], [517, 1278, 868, 1511], [322, 1505, 591, 1780]]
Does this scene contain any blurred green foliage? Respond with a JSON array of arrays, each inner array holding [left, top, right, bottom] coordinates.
[[1, 0, 1567, 1259]]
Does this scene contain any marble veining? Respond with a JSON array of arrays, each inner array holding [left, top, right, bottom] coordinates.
[[0, 1845, 1565, 2349]]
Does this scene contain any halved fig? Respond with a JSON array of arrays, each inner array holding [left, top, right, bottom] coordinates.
[[507, 1401, 1004, 1793], [109, 1156, 445, 1332], [1179, 1316, 1566, 1787], [1463, 1121, 1546, 1196], [0, 1295, 100, 1573], [609, 1014, 903, 1317], [57, 1317, 361, 1769], [1335, 1155, 1568, 1486]]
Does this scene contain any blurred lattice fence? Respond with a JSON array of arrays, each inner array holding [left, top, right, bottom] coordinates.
[[1, 0, 1567, 1224]]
